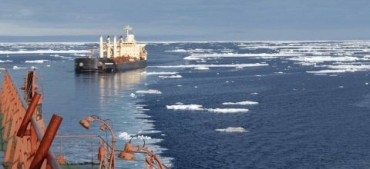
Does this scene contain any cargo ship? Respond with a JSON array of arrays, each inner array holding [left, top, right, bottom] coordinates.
[[75, 26, 147, 73]]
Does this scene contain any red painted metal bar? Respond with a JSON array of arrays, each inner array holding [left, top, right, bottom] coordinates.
[[30, 114, 63, 169], [16, 92, 41, 137]]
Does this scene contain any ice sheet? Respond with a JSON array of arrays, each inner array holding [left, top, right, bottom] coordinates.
[[136, 89, 162, 94], [215, 127, 247, 133], [152, 63, 268, 69], [222, 101, 259, 105]]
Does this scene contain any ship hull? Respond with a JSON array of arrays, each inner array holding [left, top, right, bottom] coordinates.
[[75, 58, 146, 73]]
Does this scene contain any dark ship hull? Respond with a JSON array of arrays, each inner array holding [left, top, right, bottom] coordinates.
[[75, 58, 147, 73]]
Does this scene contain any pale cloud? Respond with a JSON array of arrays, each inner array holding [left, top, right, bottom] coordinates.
[[0, 22, 109, 36], [0, 0, 370, 40]]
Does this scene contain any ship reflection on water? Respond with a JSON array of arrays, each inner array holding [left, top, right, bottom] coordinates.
[[98, 69, 146, 97], [73, 68, 146, 117], [74, 68, 146, 96]]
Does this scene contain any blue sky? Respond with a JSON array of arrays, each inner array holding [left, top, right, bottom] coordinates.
[[1, 0, 370, 41]]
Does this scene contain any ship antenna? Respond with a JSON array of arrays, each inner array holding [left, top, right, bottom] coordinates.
[[124, 25, 132, 36]]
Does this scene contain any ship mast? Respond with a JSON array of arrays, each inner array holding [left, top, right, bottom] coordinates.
[[124, 25, 132, 36]]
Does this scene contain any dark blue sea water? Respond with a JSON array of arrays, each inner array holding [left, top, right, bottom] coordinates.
[[2, 41, 370, 168]]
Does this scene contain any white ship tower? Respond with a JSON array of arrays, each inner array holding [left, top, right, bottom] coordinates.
[[99, 25, 147, 60]]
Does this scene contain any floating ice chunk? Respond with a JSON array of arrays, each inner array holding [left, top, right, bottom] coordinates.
[[152, 63, 268, 69], [136, 89, 162, 94], [166, 48, 213, 53], [118, 132, 131, 140], [215, 127, 247, 133], [222, 101, 259, 105], [51, 55, 73, 60], [307, 64, 370, 74], [166, 104, 203, 111], [0, 60, 12, 63], [327, 64, 370, 71], [194, 66, 209, 70], [142, 71, 179, 75], [184, 53, 299, 60], [137, 135, 152, 140], [130, 93, 136, 98], [25, 60, 49, 64], [158, 75, 182, 79], [12, 66, 26, 70], [306, 69, 347, 74], [167, 103, 249, 113], [289, 56, 359, 63], [118, 132, 152, 140], [165, 49, 187, 53], [206, 108, 249, 113]]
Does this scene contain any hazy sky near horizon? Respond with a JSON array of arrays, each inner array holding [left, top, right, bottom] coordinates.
[[1, 0, 370, 40]]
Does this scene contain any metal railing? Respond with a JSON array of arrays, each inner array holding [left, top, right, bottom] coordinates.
[[52, 134, 112, 167]]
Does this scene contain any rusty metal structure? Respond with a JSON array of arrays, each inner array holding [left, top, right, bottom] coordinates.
[[0, 70, 62, 169], [119, 140, 167, 169], [0, 70, 168, 169]]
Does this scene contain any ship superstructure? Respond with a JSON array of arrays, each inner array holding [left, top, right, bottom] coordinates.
[[75, 26, 147, 73]]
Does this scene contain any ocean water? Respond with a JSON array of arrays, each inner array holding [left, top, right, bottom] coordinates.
[[2, 41, 370, 168]]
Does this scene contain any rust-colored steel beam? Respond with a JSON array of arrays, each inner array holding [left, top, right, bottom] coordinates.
[[17, 92, 41, 137], [30, 114, 63, 169]]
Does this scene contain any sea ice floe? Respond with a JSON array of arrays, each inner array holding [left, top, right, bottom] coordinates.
[[136, 89, 162, 94], [130, 93, 136, 98], [118, 132, 152, 140], [166, 104, 204, 111], [222, 101, 259, 105], [288, 56, 359, 64], [151, 63, 268, 69], [207, 108, 249, 113], [165, 48, 213, 53], [158, 75, 183, 79], [50, 54, 73, 60], [142, 71, 179, 75], [184, 53, 299, 60], [25, 60, 49, 64], [215, 127, 247, 133], [12, 66, 26, 70], [166, 103, 249, 113], [0, 60, 12, 63], [194, 66, 209, 70], [307, 64, 370, 74], [306, 69, 347, 74]]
